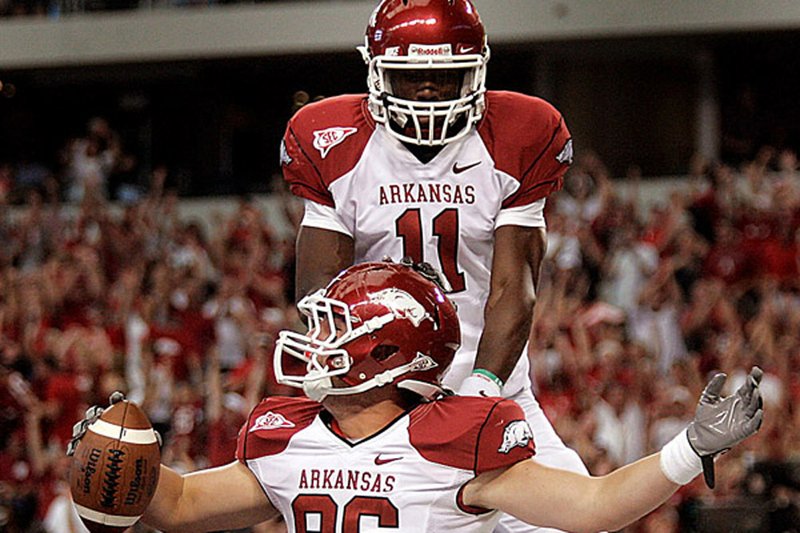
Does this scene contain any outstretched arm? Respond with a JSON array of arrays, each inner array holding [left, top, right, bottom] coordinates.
[[473, 450, 701, 533], [463, 225, 545, 393], [143, 461, 277, 533], [464, 367, 764, 532], [468, 455, 675, 533]]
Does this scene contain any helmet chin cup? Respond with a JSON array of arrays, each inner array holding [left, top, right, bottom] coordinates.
[[303, 372, 333, 402], [382, 92, 480, 146]]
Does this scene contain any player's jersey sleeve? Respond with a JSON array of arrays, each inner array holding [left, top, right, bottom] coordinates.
[[479, 91, 573, 209], [495, 198, 546, 229], [300, 199, 352, 236], [236, 397, 322, 461], [474, 399, 536, 473], [408, 396, 535, 476], [280, 94, 375, 208]]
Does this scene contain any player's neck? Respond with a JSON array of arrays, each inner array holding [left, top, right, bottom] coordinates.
[[331, 400, 405, 440], [391, 115, 469, 163], [386, 121, 443, 163], [325, 397, 407, 440], [323, 387, 420, 440], [402, 142, 442, 164]]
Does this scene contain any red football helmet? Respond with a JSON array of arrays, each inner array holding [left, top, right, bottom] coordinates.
[[274, 261, 460, 401], [359, 0, 490, 146]]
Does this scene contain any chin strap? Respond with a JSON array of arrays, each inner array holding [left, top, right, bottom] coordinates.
[[304, 353, 439, 402]]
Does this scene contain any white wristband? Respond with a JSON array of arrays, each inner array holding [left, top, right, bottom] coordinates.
[[659, 428, 703, 485], [458, 374, 503, 398]]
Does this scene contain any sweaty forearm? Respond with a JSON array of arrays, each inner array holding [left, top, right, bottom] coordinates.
[[474, 283, 535, 382], [472, 225, 544, 384], [580, 454, 679, 532]]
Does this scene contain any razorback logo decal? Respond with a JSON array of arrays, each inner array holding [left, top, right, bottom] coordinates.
[[367, 288, 432, 327], [312, 127, 358, 159], [249, 411, 296, 432], [498, 420, 533, 454]]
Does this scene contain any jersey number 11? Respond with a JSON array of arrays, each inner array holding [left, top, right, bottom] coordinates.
[[396, 208, 466, 292]]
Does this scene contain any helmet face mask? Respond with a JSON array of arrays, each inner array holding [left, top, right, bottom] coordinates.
[[276, 292, 361, 388], [360, 0, 490, 147], [274, 262, 460, 402], [385, 69, 464, 103]]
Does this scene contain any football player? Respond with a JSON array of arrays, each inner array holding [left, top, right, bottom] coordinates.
[[70, 261, 763, 533], [281, 3, 584, 530]]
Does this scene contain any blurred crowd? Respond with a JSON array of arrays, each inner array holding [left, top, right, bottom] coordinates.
[[531, 148, 800, 531], [0, 156, 303, 531], [1, 116, 146, 208], [2, 131, 800, 532]]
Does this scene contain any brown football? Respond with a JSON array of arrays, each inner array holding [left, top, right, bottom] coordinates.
[[69, 400, 161, 533]]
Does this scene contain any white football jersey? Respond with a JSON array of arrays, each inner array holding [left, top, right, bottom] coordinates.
[[237, 395, 536, 533], [282, 91, 572, 394]]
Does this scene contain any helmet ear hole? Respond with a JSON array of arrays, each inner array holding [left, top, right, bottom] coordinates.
[[371, 345, 399, 363]]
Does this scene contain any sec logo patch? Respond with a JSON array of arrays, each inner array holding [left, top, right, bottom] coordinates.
[[313, 127, 358, 159]]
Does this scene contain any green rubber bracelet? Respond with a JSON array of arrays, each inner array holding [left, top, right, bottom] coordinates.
[[473, 368, 504, 388]]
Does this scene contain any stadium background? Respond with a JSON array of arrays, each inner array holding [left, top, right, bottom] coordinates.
[[0, 1, 799, 531]]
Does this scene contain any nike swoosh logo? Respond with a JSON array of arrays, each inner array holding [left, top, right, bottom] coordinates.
[[374, 454, 403, 466], [452, 161, 482, 174]]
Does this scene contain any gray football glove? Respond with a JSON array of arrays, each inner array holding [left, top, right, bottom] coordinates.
[[687, 366, 764, 488], [66, 392, 161, 456]]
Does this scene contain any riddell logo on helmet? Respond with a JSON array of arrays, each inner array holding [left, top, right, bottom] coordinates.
[[408, 44, 453, 56], [312, 127, 358, 159]]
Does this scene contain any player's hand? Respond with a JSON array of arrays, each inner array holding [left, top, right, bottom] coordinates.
[[66, 392, 161, 456], [397, 257, 453, 292], [687, 366, 763, 487]]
